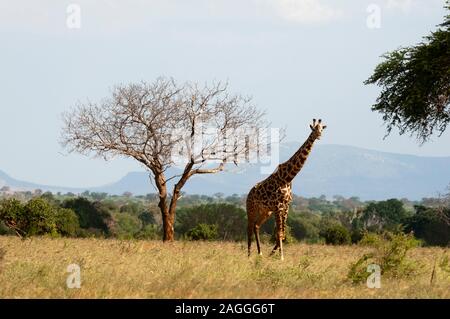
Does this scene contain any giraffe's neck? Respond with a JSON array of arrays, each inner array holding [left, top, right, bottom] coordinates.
[[272, 132, 317, 184]]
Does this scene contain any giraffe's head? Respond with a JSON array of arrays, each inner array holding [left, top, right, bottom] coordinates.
[[309, 118, 327, 140]]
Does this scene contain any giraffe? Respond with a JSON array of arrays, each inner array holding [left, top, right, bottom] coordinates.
[[246, 119, 326, 260]]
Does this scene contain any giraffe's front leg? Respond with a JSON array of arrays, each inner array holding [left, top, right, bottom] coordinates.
[[270, 212, 285, 260], [270, 236, 279, 256]]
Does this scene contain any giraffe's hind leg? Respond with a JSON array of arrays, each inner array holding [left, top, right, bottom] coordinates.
[[270, 238, 279, 255], [270, 211, 286, 260], [270, 231, 284, 260], [254, 224, 262, 255], [247, 200, 257, 257], [255, 210, 272, 256], [247, 223, 253, 257]]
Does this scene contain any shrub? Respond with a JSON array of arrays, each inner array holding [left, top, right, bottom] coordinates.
[[289, 214, 320, 242], [136, 224, 162, 240], [1, 198, 79, 237], [350, 228, 364, 244], [176, 204, 246, 241], [22, 198, 58, 236], [55, 208, 80, 236], [403, 206, 450, 246], [0, 198, 25, 236], [138, 211, 156, 226], [112, 212, 142, 239], [361, 199, 410, 232], [186, 223, 218, 241], [0, 221, 14, 235], [62, 198, 111, 234], [348, 232, 420, 284], [358, 231, 383, 246], [320, 225, 351, 245]]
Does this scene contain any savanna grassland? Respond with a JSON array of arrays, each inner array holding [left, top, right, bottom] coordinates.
[[0, 236, 449, 298]]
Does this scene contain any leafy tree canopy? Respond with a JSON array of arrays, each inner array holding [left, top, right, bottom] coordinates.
[[365, 3, 450, 142]]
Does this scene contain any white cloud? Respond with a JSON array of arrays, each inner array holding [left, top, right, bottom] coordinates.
[[263, 0, 344, 24]]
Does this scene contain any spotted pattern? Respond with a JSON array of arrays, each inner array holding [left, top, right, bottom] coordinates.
[[246, 119, 326, 260]]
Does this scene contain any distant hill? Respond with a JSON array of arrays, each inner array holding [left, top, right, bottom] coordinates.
[[89, 143, 450, 200], [0, 169, 82, 194], [1, 144, 450, 200]]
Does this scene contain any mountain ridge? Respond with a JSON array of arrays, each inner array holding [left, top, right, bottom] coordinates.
[[1, 144, 449, 200]]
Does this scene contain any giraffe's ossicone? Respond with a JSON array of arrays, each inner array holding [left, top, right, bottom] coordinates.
[[246, 119, 326, 260]]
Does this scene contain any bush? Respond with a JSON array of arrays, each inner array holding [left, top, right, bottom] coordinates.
[[138, 211, 156, 226], [361, 199, 410, 232], [176, 204, 246, 241], [22, 198, 58, 236], [0, 198, 24, 236], [186, 223, 218, 241], [320, 225, 351, 245], [348, 232, 420, 284], [55, 208, 80, 236], [136, 224, 161, 240], [112, 212, 142, 239], [0, 221, 14, 235], [403, 206, 450, 246], [350, 228, 364, 244], [62, 198, 111, 234], [289, 213, 320, 242], [1, 197, 80, 237]]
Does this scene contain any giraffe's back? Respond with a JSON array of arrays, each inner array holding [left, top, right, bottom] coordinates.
[[246, 179, 293, 212]]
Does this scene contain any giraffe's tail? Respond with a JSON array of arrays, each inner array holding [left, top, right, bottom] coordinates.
[[246, 191, 255, 257]]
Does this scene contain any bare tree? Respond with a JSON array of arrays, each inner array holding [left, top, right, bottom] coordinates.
[[61, 77, 267, 241]]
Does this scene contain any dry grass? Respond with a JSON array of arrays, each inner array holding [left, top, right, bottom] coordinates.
[[0, 236, 449, 298]]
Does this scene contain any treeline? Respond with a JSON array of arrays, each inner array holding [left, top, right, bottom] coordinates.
[[0, 192, 449, 247], [0, 193, 160, 240]]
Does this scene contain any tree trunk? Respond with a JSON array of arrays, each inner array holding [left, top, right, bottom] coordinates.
[[153, 171, 174, 242], [154, 162, 193, 242], [165, 186, 184, 241], [162, 207, 175, 241]]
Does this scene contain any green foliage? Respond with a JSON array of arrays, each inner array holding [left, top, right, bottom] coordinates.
[[0, 191, 449, 247], [320, 224, 351, 245], [289, 212, 320, 242], [136, 224, 161, 240], [112, 212, 142, 239], [21, 198, 58, 236], [119, 201, 142, 215], [176, 203, 246, 241], [62, 198, 111, 234], [55, 208, 80, 236], [0, 221, 14, 235], [0, 198, 25, 236], [365, 3, 450, 141], [361, 199, 410, 231], [0, 198, 79, 237], [358, 231, 382, 246], [350, 228, 364, 244], [186, 223, 218, 241], [348, 232, 420, 283], [138, 211, 156, 226], [260, 211, 319, 243], [403, 205, 450, 247]]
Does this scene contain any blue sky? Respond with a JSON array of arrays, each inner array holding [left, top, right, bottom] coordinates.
[[0, 0, 448, 188]]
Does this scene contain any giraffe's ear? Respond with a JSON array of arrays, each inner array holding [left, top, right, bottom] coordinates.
[[309, 124, 314, 130], [322, 125, 327, 129]]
